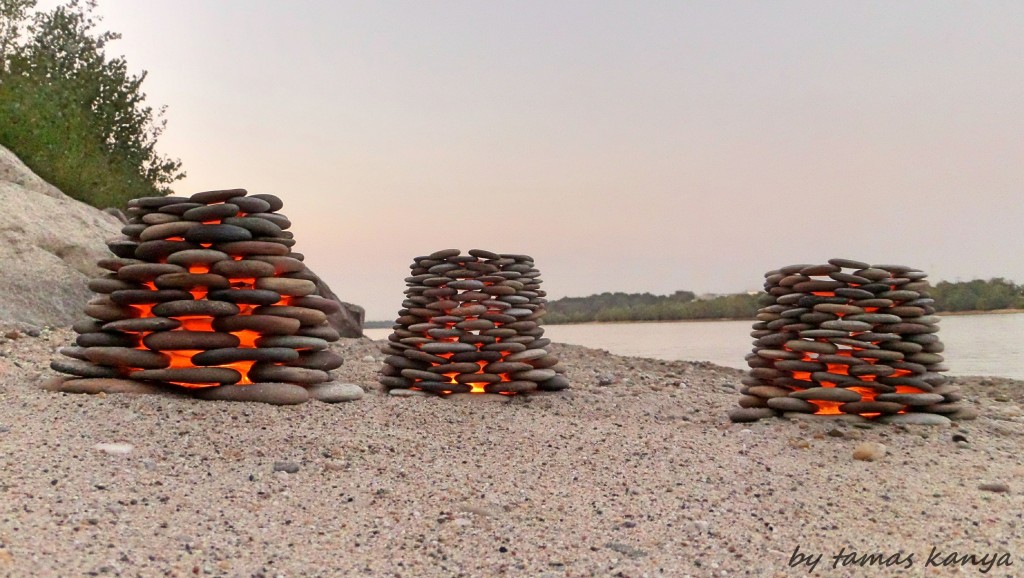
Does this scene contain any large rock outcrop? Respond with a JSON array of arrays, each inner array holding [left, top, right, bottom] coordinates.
[[0, 145, 123, 326], [0, 145, 364, 336]]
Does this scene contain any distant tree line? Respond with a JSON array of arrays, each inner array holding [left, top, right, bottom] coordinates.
[[0, 0, 183, 208], [544, 290, 761, 324], [540, 278, 1024, 325], [929, 278, 1024, 312]]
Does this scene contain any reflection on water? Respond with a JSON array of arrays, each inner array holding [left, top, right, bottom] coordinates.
[[364, 313, 1024, 380]]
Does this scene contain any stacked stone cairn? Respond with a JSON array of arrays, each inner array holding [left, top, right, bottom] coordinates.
[[47, 188, 348, 405], [729, 258, 971, 425], [379, 249, 569, 396]]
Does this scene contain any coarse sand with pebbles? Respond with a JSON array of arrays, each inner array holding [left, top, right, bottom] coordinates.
[[0, 326, 1022, 577]]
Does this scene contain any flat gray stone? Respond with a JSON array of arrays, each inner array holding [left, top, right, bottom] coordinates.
[[115, 262, 185, 280], [215, 240, 290, 257], [154, 272, 230, 291], [191, 347, 300, 366], [84, 347, 170, 369], [538, 374, 570, 391], [143, 331, 240, 351], [166, 249, 231, 267], [511, 368, 557, 381], [43, 377, 166, 395], [212, 314, 301, 335], [210, 258, 277, 278], [184, 223, 252, 244], [767, 397, 818, 413], [875, 393, 945, 406], [420, 342, 477, 354], [389, 388, 430, 397], [207, 289, 282, 306], [134, 240, 198, 261], [249, 363, 330, 385], [50, 358, 123, 378], [249, 193, 283, 211], [254, 277, 316, 297], [876, 413, 952, 426], [226, 197, 272, 214], [75, 332, 140, 348], [190, 188, 247, 204], [728, 407, 777, 423], [839, 401, 905, 415], [103, 317, 182, 332], [255, 335, 329, 350], [139, 221, 200, 242], [152, 299, 239, 317], [284, 349, 344, 370], [306, 382, 364, 403], [249, 305, 328, 326], [249, 256, 306, 274], [109, 289, 193, 305], [485, 381, 538, 393], [131, 367, 242, 385], [194, 382, 310, 405]]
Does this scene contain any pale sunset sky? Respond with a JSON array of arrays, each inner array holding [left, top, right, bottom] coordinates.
[[44, 1, 1024, 319]]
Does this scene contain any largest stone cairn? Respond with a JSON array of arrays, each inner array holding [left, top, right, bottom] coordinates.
[[379, 249, 569, 395], [729, 258, 972, 425], [48, 188, 346, 405]]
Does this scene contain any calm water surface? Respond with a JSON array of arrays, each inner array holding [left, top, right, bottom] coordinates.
[[365, 313, 1024, 380]]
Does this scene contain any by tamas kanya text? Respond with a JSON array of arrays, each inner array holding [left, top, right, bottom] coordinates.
[[788, 545, 1014, 574]]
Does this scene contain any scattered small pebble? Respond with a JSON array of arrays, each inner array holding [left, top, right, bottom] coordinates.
[[605, 542, 647, 559], [853, 442, 887, 462], [389, 389, 429, 397], [978, 482, 1010, 493], [93, 443, 133, 456], [273, 461, 300, 474], [306, 382, 364, 403], [827, 428, 845, 438]]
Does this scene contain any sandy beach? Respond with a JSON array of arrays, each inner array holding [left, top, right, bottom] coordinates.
[[1, 327, 1021, 577]]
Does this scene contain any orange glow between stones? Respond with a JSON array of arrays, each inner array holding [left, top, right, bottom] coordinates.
[[223, 361, 255, 385], [787, 342, 930, 415], [808, 400, 843, 415], [234, 329, 260, 348], [178, 316, 213, 331], [123, 263, 272, 388], [167, 350, 203, 368]]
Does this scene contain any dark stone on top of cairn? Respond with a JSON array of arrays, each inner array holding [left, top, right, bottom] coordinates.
[[47, 189, 355, 405], [379, 250, 568, 397], [728, 260, 973, 424]]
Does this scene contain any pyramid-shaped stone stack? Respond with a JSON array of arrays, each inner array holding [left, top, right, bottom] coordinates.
[[729, 258, 972, 424], [49, 188, 346, 403], [379, 249, 568, 395]]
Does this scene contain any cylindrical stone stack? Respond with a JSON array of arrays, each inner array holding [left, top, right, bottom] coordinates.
[[729, 258, 970, 425], [50, 188, 345, 398], [379, 249, 568, 395]]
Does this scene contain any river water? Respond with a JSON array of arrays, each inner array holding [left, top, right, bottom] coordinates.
[[364, 313, 1024, 380]]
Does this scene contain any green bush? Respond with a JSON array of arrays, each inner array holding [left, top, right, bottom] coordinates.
[[0, 74, 157, 207], [0, 0, 183, 208]]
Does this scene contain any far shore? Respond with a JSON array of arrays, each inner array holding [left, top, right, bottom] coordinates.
[[363, 308, 1024, 329], [541, 308, 1024, 326]]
